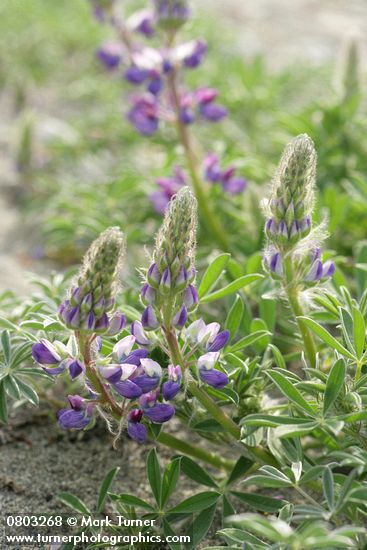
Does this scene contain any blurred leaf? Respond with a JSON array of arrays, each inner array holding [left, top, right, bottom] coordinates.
[[59, 493, 91, 515], [323, 359, 345, 415], [267, 370, 316, 415], [201, 274, 263, 303], [181, 456, 218, 488], [146, 448, 161, 507], [168, 492, 221, 513], [225, 295, 244, 339], [198, 253, 230, 298], [96, 466, 119, 512], [298, 317, 355, 359]]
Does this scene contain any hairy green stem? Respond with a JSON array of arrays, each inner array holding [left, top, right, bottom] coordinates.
[[163, 326, 279, 467], [283, 256, 317, 369], [157, 432, 233, 472], [166, 70, 230, 252]]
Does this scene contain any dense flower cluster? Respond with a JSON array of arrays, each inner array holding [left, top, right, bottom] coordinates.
[[58, 227, 125, 334], [263, 134, 335, 286], [90, 0, 246, 211], [92, 0, 226, 135], [31, 202, 230, 443], [204, 152, 247, 194]]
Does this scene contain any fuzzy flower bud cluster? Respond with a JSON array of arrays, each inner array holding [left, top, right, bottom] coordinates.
[[263, 135, 335, 285], [141, 187, 198, 330], [58, 228, 125, 334]]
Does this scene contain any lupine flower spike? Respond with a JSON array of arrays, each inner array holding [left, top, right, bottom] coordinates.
[[263, 135, 335, 368]]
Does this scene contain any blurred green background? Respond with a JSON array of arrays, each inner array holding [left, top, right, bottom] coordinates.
[[0, 0, 366, 298]]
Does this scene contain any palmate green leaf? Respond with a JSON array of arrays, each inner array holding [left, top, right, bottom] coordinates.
[[16, 378, 39, 406], [96, 466, 120, 512], [228, 331, 271, 353], [274, 422, 319, 439], [162, 519, 181, 550], [180, 457, 218, 488], [322, 467, 334, 511], [226, 456, 254, 486], [198, 253, 231, 298], [219, 527, 268, 548], [352, 306, 366, 360], [3, 375, 21, 400], [109, 493, 155, 510], [297, 317, 355, 359], [230, 491, 287, 513], [185, 504, 217, 550], [268, 344, 286, 370], [1, 331, 11, 364], [225, 294, 244, 339], [59, 492, 91, 515], [168, 492, 221, 514], [243, 414, 312, 428], [266, 370, 316, 416], [146, 448, 161, 507], [227, 513, 293, 542], [200, 274, 264, 303], [0, 381, 8, 423], [323, 359, 345, 415], [161, 457, 181, 508]]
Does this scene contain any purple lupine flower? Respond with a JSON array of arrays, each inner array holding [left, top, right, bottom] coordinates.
[[99, 364, 124, 384], [147, 262, 161, 287], [207, 330, 230, 352], [133, 359, 162, 392], [183, 284, 199, 311], [174, 265, 188, 291], [128, 94, 159, 136], [96, 41, 124, 70], [126, 9, 155, 37], [163, 364, 181, 400], [127, 409, 147, 443], [147, 71, 163, 95], [69, 360, 84, 380], [153, 0, 190, 26], [172, 305, 188, 329], [304, 260, 323, 282], [195, 87, 218, 104], [141, 305, 159, 330], [114, 379, 143, 399], [268, 251, 283, 277], [107, 311, 126, 336], [197, 322, 220, 347], [66, 306, 81, 329], [141, 284, 157, 306], [265, 219, 277, 239], [32, 340, 61, 365], [198, 351, 220, 370], [131, 321, 151, 346], [113, 335, 136, 362], [124, 348, 149, 365], [82, 311, 95, 331], [161, 268, 171, 292], [200, 102, 227, 122], [127, 410, 147, 443], [144, 403, 175, 423], [204, 153, 222, 183], [222, 175, 247, 194], [139, 388, 160, 409], [183, 40, 207, 68], [128, 420, 147, 443], [124, 66, 148, 85], [203, 153, 247, 194], [199, 368, 229, 389], [95, 313, 109, 332], [321, 260, 335, 278], [58, 395, 94, 430], [150, 167, 187, 214]]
